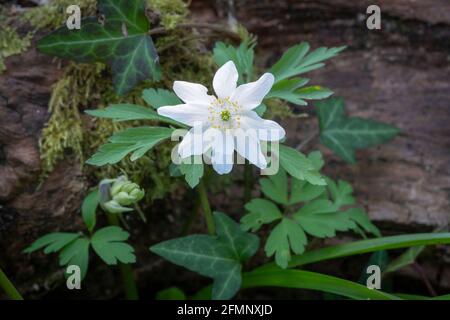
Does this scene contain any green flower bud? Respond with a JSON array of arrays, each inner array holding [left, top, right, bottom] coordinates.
[[103, 200, 134, 214]]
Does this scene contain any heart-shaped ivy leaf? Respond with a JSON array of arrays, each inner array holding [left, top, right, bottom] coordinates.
[[150, 212, 259, 300], [37, 0, 161, 95]]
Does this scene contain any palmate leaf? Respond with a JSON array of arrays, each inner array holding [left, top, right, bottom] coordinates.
[[278, 145, 326, 185], [85, 104, 182, 126], [213, 40, 255, 83], [150, 212, 259, 300], [37, 0, 160, 95], [316, 97, 399, 163], [24, 233, 81, 254], [270, 43, 346, 82], [91, 226, 136, 265], [259, 168, 289, 205], [142, 88, 182, 109], [179, 156, 204, 189], [59, 238, 90, 279], [86, 126, 174, 166], [241, 199, 283, 232]]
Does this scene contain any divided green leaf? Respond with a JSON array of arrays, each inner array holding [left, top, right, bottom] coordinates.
[[316, 97, 399, 163], [37, 0, 160, 95], [86, 126, 174, 166], [85, 104, 182, 126], [59, 238, 90, 279], [91, 226, 136, 265], [142, 88, 182, 109], [179, 156, 204, 189], [213, 40, 255, 83], [150, 212, 259, 300]]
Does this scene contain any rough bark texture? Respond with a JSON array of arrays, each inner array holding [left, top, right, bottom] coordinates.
[[0, 0, 449, 298]]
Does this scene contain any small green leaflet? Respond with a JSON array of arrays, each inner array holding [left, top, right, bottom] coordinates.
[[85, 104, 182, 127], [81, 189, 99, 233], [266, 79, 333, 106], [91, 226, 136, 265], [259, 168, 289, 205], [270, 42, 346, 82], [150, 212, 259, 300], [24, 226, 135, 280], [142, 88, 182, 109], [86, 126, 174, 166], [213, 40, 255, 83], [316, 97, 399, 163], [37, 0, 160, 95], [179, 156, 204, 189], [265, 218, 307, 269], [278, 145, 326, 185], [384, 246, 424, 274], [241, 199, 283, 232]]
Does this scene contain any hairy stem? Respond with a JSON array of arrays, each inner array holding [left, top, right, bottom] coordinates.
[[0, 266, 23, 300], [106, 213, 139, 300], [197, 180, 215, 235]]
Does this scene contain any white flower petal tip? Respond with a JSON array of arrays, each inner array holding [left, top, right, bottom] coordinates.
[[231, 73, 275, 110], [173, 81, 213, 105], [213, 61, 239, 99]]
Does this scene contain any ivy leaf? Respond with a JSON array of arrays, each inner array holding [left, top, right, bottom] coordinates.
[[316, 97, 399, 163], [23, 233, 81, 254], [81, 189, 99, 233], [142, 88, 182, 109], [294, 199, 357, 238], [150, 212, 259, 300], [85, 104, 181, 126], [91, 226, 136, 265], [241, 199, 283, 232], [270, 43, 345, 82], [86, 126, 173, 166], [213, 40, 255, 83], [179, 156, 204, 189], [278, 145, 326, 185], [259, 168, 288, 205], [59, 238, 90, 279], [265, 218, 307, 269], [37, 0, 160, 95]]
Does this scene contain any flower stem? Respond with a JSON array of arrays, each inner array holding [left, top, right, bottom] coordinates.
[[106, 213, 139, 300], [244, 161, 253, 203], [197, 180, 215, 235], [0, 266, 23, 300]]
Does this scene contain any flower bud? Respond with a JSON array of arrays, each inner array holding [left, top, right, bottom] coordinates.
[[99, 176, 145, 215], [103, 199, 134, 214]]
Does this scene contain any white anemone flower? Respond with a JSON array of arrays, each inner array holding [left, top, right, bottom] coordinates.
[[158, 61, 286, 175]]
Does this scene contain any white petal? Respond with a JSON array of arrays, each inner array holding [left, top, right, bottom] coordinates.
[[178, 127, 207, 159], [213, 61, 239, 98], [231, 73, 275, 110], [210, 131, 235, 175], [234, 129, 267, 169], [240, 111, 286, 141], [173, 81, 215, 105], [158, 104, 209, 126]]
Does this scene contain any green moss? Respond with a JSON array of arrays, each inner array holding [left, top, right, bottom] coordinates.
[[147, 0, 188, 30], [0, 23, 32, 73]]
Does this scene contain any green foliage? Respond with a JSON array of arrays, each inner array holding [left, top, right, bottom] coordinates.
[[81, 189, 99, 233], [316, 97, 399, 163], [156, 287, 186, 300], [384, 246, 425, 274], [86, 127, 174, 166], [278, 145, 326, 185], [37, 0, 161, 95], [91, 226, 136, 265], [0, 24, 32, 73], [142, 88, 182, 109], [179, 156, 204, 188], [85, 104, 181, 126], [213, 40, 255, 82], [150, 212, 259, 300], [241, 165, 379, 268], [24, 226, 135, 279], [270, 43, 346, 82]]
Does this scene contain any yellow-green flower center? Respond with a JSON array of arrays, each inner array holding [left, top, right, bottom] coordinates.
[[220, 110, 231, 122]]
